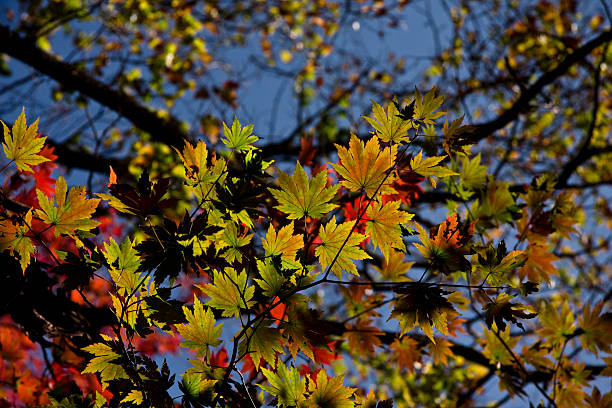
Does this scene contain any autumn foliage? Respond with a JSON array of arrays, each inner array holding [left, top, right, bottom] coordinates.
[[1, 1, 612, 408]]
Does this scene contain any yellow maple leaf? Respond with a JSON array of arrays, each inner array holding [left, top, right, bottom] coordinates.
[[261, 222, 303, 261], [331, 134, 397, 197], [362, 99, 412, 144], [365, 200, 413, 259], [409, 150, 458, 188], [315, 218, 371, 278], [35, 176, 100, 237], [0, 209, 36, 273], [519, 243, 558, 282], [1, 107, 50, 173]]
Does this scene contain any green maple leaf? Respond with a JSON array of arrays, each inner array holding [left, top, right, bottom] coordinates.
[[36, 176, 100, 237], [261, 222, 303, 261], [1, 107, 50, 172], [307, 370, 356, 408], [363, 99, 412, 144], [240, 324, 285, 369], [254, 260, 285, 297], [413, 86, 446, 125], [220, 222, 252, 263], [198, 267, 255, 318], [82, 342, 129, 387], [270, 161, 339, 219], [176, 296, 223, 358], [222, 116, 258, 152], [103, 237, 142, 295], [409, 150, 458, 188], [365, 200, 414, 259], [258, 363, 306, 407], [315, 218, 370, 278]]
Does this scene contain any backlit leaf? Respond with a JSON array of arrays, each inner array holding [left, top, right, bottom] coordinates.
[[332, 134, 397, 197], [365, 200, 413, 259], [176, 296, 223, 358], [270, 161, 339, 219], [1, 108, 50, 172], [315, 218, 371, 278], [198, 267, 255, 318], [36, 176, 100, 237]]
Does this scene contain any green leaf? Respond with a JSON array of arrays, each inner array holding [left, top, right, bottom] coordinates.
[[1, 107, 50, 172], [103, 237, 142, 295], [198, 267, 255, 318], [221, 116, 258, 152], [121, 389, 143, 406], [307, 370, 356, 408], [409, 150, 458, 188], [270, 161, 339, 219], [258, 363, 306, 407], [82, 342, 128, 387], [413, 87, 446, 125], [254, 260, 285, 297], [240, 324, 284, 369], [220, 222, 252, 263], [315, 218, 371, 278], [363, 99, 412, 144], [176, 296, 223, 358], [36, 176, 100, 237]]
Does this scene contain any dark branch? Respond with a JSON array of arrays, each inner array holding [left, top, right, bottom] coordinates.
[[0, 25, 191, 151], [468, 28, 612, 142]]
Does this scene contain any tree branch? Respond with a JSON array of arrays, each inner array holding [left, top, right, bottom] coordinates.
[[0, 25, 191, 151], [468, 28, 612, 142]]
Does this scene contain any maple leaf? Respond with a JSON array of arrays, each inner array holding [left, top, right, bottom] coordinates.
[[331, 134, 397, 197], [372, 249, 413, 281], [307, 370, 356, 408], [254, 260, 285, 297], [578, 301, 612, 355], [474, 241, 527, 285], [413, 212, 473, 275], [537, 299, 576, 353], [121, 390, 144, 406], [389, 285, 457, 343], [36, 176, 100, 237], [519, 243, 559, 282], [429, 337, 454, 365], [344, 321, 383, 356], [220, 221, 252, 263], [413, 86, 446, 125], [176, 140, 227, 201], [363, 99, 412, 144], [482, 292, 536, 331], [221, 116, 258, 152], [391, 337, 421, 373], [102, 237, 142, 295], [262, 222, 303, 261], [442, 115, 476, 156], [365, 200, 413, 259], [480, 326, 519, 365], [259, 363, 306, 407], [315, 218, 371, 278], [1, 107, 50, 172], [0, 209, 36, 273], [198, 267, 255, 318], [409, 150, 458, 188], [270, 161, 339, 219], [82, 342, 129, 387], [240, 324, 284, 369], [176, 296, 223, 358]]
